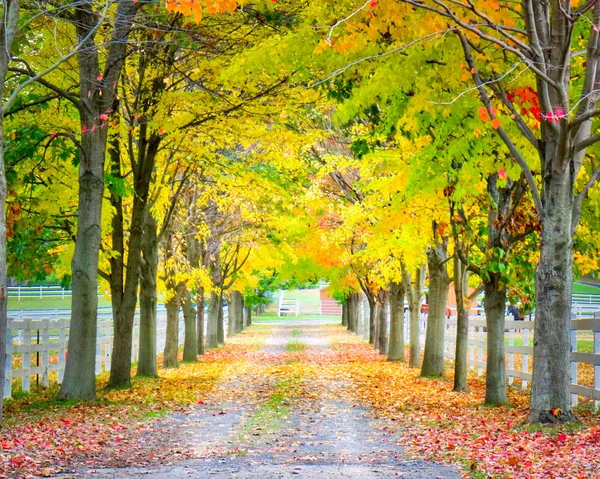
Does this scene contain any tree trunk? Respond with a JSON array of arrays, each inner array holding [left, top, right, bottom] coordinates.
[[206, 291, 219, 348], [163, 293, 181, 369], [233, 291, 244, 334], [137, 211, 158, 377], [530, 176, 575, 422], [483, 274, 508, 404], [453, 254, 469, 392], [182, 290, 197, 362], [404, 264, 425, 368], [348, 293, 360, 333], [367, 294, 376, 345], [388, 282, 405, 362], [342, 299, 348, 327], [57, 0, 137, 401], [228, 292, 243, 337], [217, 294, 225, 344], [196, 288, 205, 355], [246, 304, 252, 327], [376, 291, 388, 355], [421, 237, 450, 377], [0, 122, 8, 419]]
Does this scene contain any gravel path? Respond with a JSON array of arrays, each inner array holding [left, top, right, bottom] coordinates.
[[59, 322, 459, 479]]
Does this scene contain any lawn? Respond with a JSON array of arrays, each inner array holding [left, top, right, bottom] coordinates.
[[573, 282, 600, 295], [8, 296, 112, 311]]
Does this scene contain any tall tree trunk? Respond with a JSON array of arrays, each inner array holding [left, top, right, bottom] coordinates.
[[196, 288, 205, 355], [228, 292, 243, 337], [58, 0, 137, 401], [348, 293, 360, 333], [376, 290, 388, 355], [217, 293, 225, 344], [206, 291, 219, 348], [453, 254, 469, 392], [109, 132, 160, 387], [182, 290, 197, 362], [0, 0, 20, 425], [233, 291, 244, 334], [484, 273, 508, 404], [163, 292, 181, 369], [404, 264, 425, 368], [530, 176, 575, 422], [421, 235, 450, 377], [246, 304, 252, 327], [342, 299, 348, 328], [0, 126, 7, 418], [367, 294, 376, 345], [137, 211, 158, 377], [388, 281, 405, 362]]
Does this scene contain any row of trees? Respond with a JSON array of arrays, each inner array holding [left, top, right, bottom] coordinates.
[[2, 0, 600, 426]]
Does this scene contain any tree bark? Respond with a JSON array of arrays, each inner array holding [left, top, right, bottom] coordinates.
[[484, 273, 508, 404], [58, 0, 137, 401], [342, 299, 348, 328], [163, 291, 181, 369], [376, 290, 388, 355], [0, 122, 8, 419], [421, 235, 450, 377], [137, 211, 158, 377], [217, 293, 225, 344], [232, 291, 244, 334], [404, 264, 425, 368], [388, 281, 405, 362], [453, 254, 469, 392], [196, 288, 205, 355], [348, 293, 360, 333], [530, 176, 575, 422], [182, 289, 197, 362], [206, 291, 220, 348], [367, 293, 376, 345]]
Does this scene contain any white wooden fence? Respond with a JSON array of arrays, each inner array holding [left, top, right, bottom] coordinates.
[[277, 295, 342, 317], [355, 297, 600, 410], [4, 306, 229, 398], [7, 285, 105, 301]]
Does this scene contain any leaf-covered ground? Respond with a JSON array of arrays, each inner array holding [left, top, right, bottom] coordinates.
[[1, 322, 599, 478]]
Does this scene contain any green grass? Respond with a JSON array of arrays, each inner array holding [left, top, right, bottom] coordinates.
[[291, 329, 302, 337], [504, 336, 593, 353], [253, 314, 340, 323], [237, 374, 302, 442], [285, 340, 307, 353], [8, 296, 112, 311], [573, 282, 600, 295]]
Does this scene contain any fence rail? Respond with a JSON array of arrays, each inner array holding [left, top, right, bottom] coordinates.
[[277, 295, 342, 316], [4, 306, 229, 398], [353, 297, 600, 410], [7, 285, 105, 301]]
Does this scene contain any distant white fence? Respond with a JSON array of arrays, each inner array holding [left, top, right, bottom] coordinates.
[[356, 297, 600, 411], [4, 306, 228, 398], [7, 285, 105, 301], [277, 295, 342, 317]]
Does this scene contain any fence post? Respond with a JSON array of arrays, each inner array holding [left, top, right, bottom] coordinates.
[[4, 323, 12, 399], [571, 327, 578, 407], [522, 326, 529, 390], [41, 320, 49, 387], [58, 319, 66, 384], [508, 325, 514, 385], [22, 319, 31, 392]]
